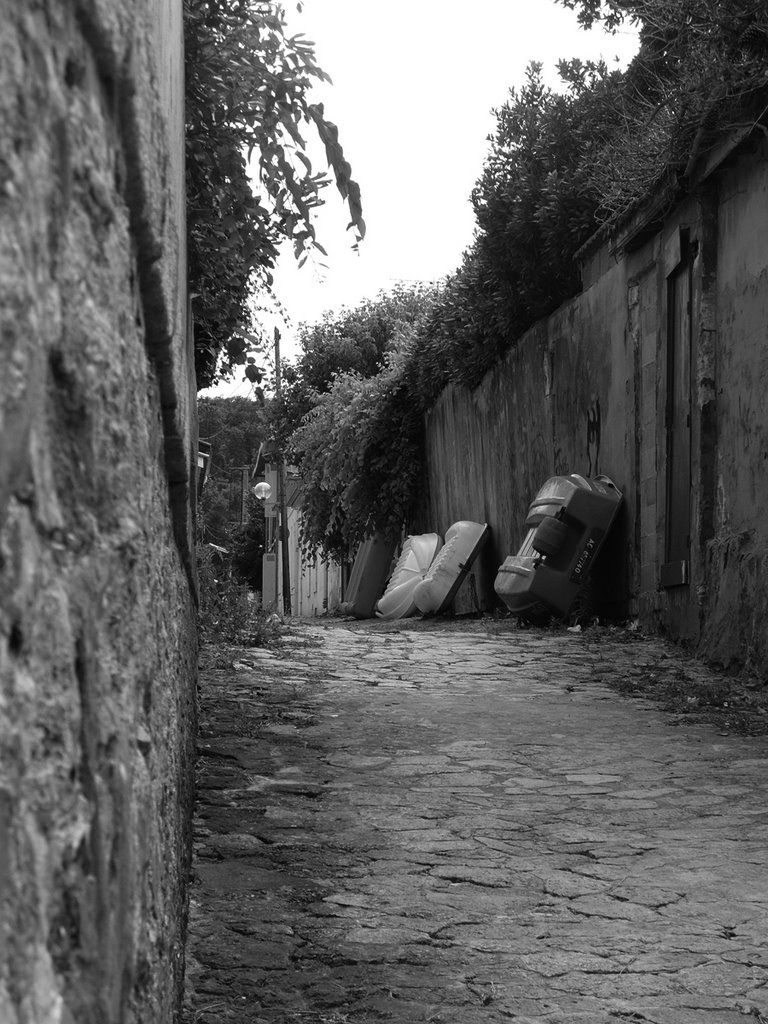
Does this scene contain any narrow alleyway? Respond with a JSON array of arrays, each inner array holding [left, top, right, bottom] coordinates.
[[183, 621, 768, 1024]]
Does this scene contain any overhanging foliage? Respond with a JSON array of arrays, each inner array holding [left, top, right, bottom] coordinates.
[[560, 0, 768, 230], [185, 0, 364, 388]]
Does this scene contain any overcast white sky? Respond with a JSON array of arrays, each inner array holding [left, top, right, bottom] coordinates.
[[206, 0, 639, 396]]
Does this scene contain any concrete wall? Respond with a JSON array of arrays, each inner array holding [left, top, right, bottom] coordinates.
[[424, 140, 768, 674], [424, 254, 634, 621], [0, 1, 196, 1022], [697, 148, 768, 671]]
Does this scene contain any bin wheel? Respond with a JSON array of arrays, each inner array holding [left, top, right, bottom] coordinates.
[[532, 517, 568, 558], [519, 602, 553, 627]]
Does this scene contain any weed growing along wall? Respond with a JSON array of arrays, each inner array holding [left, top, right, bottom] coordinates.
[[0, 1, 197, 1021], [424, 137, 768, 676]]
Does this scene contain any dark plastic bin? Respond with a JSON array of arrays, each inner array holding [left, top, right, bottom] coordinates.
[[494, 474, 623, 618], [339, 534, 397, 619]]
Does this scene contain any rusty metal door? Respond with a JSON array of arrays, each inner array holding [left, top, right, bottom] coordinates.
[[661, 250, 692, 588]]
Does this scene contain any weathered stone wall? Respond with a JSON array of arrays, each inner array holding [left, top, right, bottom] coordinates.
[[424, 141, 768, 674], [0, 1, 196, 1022]]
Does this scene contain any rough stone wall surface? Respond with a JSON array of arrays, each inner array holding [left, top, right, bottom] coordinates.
[[0, 2, 196, 1023], [424, 146, 768, 673]]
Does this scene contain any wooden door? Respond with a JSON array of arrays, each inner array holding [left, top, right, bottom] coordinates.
[[661, 251, 692, 587]]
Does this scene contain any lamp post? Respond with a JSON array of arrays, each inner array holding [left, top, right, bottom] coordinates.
[[251, 326, 292, 617], [273, 328, 292, 616], [251, 480, 275, 607]]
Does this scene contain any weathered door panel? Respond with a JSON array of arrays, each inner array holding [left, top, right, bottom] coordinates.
[[661, 252, 692, 588]]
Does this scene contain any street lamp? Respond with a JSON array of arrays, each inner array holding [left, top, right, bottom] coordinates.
[[253, 478, 280, 611], [252, 481, 272, 501]]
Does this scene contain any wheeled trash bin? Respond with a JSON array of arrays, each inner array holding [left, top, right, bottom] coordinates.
[[494, 474, 622, 619]]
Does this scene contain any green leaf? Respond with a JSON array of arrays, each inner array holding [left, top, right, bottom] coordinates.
[[186, 0, 364, 389]]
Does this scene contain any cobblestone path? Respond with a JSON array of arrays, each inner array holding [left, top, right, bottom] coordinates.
[[183, 621, 768, 1024]]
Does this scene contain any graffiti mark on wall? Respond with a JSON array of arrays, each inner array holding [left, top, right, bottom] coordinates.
[[739, 396, 758, 450], [531, 433, 548, 479], [587, 399, 601, 476]]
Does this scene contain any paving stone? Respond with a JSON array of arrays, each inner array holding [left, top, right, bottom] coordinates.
[[183, 620, 768, 1023]]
